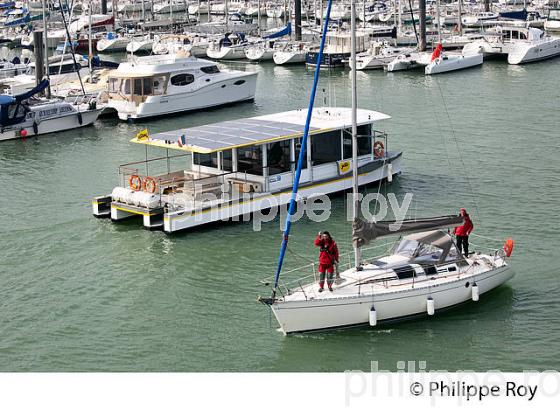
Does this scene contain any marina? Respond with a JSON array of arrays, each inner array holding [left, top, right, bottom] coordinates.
[[0, 0, 560, 374]]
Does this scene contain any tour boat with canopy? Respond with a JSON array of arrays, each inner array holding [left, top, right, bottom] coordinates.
[[91, 107, 402, 232]]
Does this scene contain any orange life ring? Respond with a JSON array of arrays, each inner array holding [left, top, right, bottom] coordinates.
[[129, 174, 142, 191], [503, 238, 514, 257], [143, 176, 157, 194], [373, 141, 385, 158]]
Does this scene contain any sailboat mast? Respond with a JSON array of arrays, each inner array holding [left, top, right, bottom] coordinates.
[[351, 0, 361, 269], [42, 0, 51, 98], [436, 0, 441, 44]]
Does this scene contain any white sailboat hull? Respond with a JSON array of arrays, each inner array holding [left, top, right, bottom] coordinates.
[[424, 53, 483, 75], [245, 47, 274, 61], [271, 265, 513, 334], [273, 50, 306, 65], [206, 45, 247, 60]]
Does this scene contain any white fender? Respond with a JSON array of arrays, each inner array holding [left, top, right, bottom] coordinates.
[[472, 283, 479, 301], [387, 163, 393, 182], [427, 297, 435, 316], [369, 306, 377, 326]]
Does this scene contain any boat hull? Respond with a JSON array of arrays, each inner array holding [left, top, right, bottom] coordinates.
[[110, 72, 258, 121], [507, 38, 560, 64], [271, 265, 514, 334], [425, 53, 483, 75]]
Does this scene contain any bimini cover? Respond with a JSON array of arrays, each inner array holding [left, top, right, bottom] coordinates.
[[352, 215, 464, 248]]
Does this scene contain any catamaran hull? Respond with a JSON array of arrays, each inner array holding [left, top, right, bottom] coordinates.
[[271, 265, 514, 334], [507, 38, 560, 64], [160, 154, 402, 232]]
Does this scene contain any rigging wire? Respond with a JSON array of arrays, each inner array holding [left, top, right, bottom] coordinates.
[[433, 78, 482, 225]]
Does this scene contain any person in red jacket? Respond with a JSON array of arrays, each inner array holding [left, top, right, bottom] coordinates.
[[454, 208, 474, 257], [314, 231, 339, 292]]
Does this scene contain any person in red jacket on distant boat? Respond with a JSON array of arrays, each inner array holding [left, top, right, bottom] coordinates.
[[454, 208, 474, 257], [314, 231, 339, 292]]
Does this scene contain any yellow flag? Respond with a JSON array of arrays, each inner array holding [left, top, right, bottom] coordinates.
[[136, 129, 149, 140]]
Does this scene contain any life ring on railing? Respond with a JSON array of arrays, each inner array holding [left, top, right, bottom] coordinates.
[[373, 141, 385, 158], [129, 174, 142, 191], [143, 176, 157, 194], [503, 238, 514, 257]]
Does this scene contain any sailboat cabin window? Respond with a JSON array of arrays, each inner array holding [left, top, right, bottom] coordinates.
[[133, 79, 142, 96], [171, 73, 195, 86], [201, 66, 220, 74]]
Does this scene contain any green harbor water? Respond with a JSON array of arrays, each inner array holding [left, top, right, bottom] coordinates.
[[1, 58, 559, 371]]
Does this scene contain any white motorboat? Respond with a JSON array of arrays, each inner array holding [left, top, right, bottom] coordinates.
[[206, 33, 248, 60], [126, 35, 155, 54], [117, 1, 154, 14], [188, 2, 210, 15], [97, 33, 131, 52], [105, 53, 257, 120], [461, 11, 499, 27], [266, 4, 284, 18], [507, 28, 560, 64], [351, 42, 414, 70], [153, 0, 188, 14], [261, 222, 515, 334], [544, 8, 560, 32], [91, 107, 402, 231], [244, 2, 266, 17], [0, 80, 102, 142], [273, 41, 309, 65]]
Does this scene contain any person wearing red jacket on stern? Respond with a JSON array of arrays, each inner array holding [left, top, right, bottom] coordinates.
[[314, 231, 339, 292], [454, 208, 474, 257]]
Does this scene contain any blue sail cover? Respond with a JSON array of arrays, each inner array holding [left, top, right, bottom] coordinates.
[[14, 79, 49, 102], [0, 2, 16, 9], [499, 9, 528, 20], [264, 22, 292, 39]]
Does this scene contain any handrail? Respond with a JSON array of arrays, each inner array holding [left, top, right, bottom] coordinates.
[[119, 152, 190, 169]]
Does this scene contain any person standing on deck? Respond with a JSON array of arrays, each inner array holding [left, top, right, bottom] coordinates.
[[454, 208, 474, 257], [314, 231, 339, 292]]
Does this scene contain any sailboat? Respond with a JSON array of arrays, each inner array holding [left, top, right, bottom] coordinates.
[[424, 0, 483, 75], [259, 0, 515, 335]]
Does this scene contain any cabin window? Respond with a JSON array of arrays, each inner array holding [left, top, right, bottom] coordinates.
[[133, 78, 142, 96], [108, 78, 120, 93], [121, 79, 131, 95], [201, 65, 220, 74], [143, 78, 153, 95], [222, 150, 233, 172], [294, 140, 307, 169], [152, 76, 166, 95], [311, 130, 342, 165], [343, 124, 373, 159], [193, 152, 218, 168], [267, 140, 291, 175], [170, 73, 195, 86], [237, 145, 263, 176], [233, 80, 246, 86]]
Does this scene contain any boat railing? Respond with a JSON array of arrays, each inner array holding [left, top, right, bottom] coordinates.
[[259, 242, 393, 297]]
